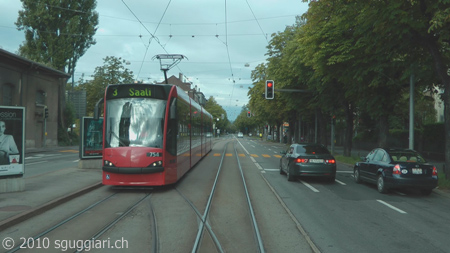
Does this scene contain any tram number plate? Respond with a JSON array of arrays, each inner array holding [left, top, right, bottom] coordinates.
[[412, 168, 422, 174], [147, 152, 161, 157], [309, 159, 324, 163]]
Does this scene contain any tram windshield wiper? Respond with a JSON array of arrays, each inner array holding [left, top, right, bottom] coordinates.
[[108, 130, 129, 147]]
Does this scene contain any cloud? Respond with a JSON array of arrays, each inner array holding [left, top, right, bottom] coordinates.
[[0, 0, 308, 120]]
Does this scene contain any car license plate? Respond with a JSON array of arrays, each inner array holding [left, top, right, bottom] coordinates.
[[309, 159, 324, 163], [412, 168, 422, 174]]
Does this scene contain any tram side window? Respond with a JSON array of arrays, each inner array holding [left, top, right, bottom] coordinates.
[[166, 98, 177, 155]]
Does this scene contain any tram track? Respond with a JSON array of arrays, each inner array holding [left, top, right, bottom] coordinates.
[[172, 140, 265, 253], [3, 188, 156, 253]]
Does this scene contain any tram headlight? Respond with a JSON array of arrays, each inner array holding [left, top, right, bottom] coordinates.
[[104, 160, 115, 167], [151, 160, 163, 167]]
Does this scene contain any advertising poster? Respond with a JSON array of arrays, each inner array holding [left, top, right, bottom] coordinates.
[[0, 106, 25, 177], [81, 117, 103, 159]]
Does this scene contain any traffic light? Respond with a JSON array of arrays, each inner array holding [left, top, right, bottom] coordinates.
[[44, 107, 49, 119], [247, 111, 251, 118], [265, 80, 274, 99]]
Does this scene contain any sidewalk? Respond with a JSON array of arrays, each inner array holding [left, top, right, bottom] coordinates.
[[0, 165, 101, 230]]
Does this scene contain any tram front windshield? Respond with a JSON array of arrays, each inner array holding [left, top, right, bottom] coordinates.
[[105, 98, 166, 148]]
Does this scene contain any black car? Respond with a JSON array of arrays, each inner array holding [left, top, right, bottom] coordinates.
[[280, 143, 336, 182], [354, 148, 438, 195]]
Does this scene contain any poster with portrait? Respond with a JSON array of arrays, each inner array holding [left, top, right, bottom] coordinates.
[[80, 117, 103, 159], [0, 106, 25, 177]]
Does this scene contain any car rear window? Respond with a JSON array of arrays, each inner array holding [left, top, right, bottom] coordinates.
[[296, 145, 330, 155], [389, 152, 427, 163]]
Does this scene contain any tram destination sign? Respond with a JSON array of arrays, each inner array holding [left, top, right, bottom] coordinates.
[[106, 84, 169, 100]]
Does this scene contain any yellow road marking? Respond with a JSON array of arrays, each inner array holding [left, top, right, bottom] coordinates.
[[226, 153, 233, 157], [262, 154, 271, 158], [250, 154, 259, 157], [59, 150, 78, 153]]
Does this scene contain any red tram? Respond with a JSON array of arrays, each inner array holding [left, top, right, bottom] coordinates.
[[95, 83, 213, 186]]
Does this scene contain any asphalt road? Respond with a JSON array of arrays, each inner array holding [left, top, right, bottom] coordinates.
[[236, 136, 450, 253], [13, 140, 450, 252], [23, 148, 79, 178]]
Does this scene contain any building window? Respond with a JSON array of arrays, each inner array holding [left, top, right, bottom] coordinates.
[[36, 90, 46, 105], [2, 84, 13, 106]]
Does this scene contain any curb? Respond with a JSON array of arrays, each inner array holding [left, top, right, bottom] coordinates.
[[0, 182, 102, 231]]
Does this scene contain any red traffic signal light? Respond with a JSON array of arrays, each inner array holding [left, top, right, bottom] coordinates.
[[247, 111, 251, 117], [265, 80, 274, 99]]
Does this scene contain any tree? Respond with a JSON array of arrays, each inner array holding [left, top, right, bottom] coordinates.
[[16, 0, 99, 143], [204, 96, 229, 132], [16, 0, 98, 73], [77, 56, 134, 114]]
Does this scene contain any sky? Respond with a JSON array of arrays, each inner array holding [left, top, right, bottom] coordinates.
[[0, 0, 309, 121]]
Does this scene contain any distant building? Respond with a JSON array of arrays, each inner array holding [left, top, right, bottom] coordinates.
[[424, 85, 444, 123], [434, 87, 444, 122], [0, 48, 70, 148], [159, 73, 206, 106]]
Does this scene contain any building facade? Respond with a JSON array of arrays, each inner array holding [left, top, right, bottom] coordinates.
[[161, 73, 206, 106], [0, 49, 70, 148]]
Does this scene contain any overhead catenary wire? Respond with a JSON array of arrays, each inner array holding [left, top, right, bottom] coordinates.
[[121, 0, 173, 80], [245, 0, 269, 44]]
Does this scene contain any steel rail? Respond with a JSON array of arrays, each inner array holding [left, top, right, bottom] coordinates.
[[191, 144, 228, 253], [75, 193, 152, 253], [234, 141, 265, 253], [7, 192, 118, 253]]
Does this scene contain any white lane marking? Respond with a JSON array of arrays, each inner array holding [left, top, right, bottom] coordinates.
[[25, 161, 48, 165], [255, 163, 264, 170], [376, 200, 407, 214], [300, 180, 320, 192], [73, 159, 80, 162], [264, 169, 279, 172], [337, 171, 354, 173], [335, 179, 346, 185], [238, 140, 251, 155]]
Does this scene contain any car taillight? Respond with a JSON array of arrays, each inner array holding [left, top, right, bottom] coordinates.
[[393, 164, 401, 175], [432, 166, 438, 176], [326, 159, 336, 164], [296, 158, 308, 163]]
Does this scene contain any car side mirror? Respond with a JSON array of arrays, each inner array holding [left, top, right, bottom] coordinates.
[[281, 150, 287, 155], [360, 156, 367, 161]]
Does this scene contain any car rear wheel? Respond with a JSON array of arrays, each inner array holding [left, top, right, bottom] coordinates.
[[287, 168, 295, 182], [354, 168, 361, 183], [327, 175, 335, 183], [279, 162, 285, 175], [421, 189, 433, 195], [377, 175, 388, 193]]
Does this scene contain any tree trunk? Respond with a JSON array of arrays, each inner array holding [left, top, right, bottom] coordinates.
[[317, 110, 327, 146], [378, 114, 389, 148], [343, 102, 354, 157], [288, 119, 296, 145]]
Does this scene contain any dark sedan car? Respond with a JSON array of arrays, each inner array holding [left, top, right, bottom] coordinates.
[[354, 148, 438, 195], [280, 143, 336, 182]]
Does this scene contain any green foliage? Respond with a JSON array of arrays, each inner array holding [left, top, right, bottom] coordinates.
[[438, 173, 450, 190], [57, 102, 79, 145], [204, 96, 229, 131], [16, 0, 98, 73], [334, 155, 360, 166], [422, 123, 445, 153], [77, 56, 134, 114]]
